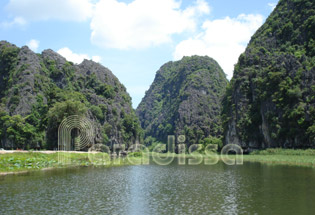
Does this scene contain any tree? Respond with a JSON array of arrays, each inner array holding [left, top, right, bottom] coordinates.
[[90, 105, 103, 121], [202, 136, 223, 151], [46, 100, 87, 149], [0, 113, 39, 149]]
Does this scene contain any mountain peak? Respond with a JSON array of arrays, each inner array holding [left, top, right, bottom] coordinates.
[[137, 55, 228, 147], [0, 42, 141, 150]]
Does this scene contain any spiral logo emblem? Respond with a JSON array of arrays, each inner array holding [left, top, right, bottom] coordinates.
[[58, 115, 94, 151]]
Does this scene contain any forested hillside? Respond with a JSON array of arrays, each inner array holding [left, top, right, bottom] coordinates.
[[137, 56, 228, 149], [222, 0, 315, 149], [0, 41, 141, 150]]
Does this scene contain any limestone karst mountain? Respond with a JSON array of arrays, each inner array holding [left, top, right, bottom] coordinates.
[[0, 41, 141, 150], [222, 0, 315, 149], [137, 56, 228, 149]]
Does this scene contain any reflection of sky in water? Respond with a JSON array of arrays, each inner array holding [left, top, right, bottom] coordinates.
[[222, 171, 240, 215], [0, 160, 315, 215]]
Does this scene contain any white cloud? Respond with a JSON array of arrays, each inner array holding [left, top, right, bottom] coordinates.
[[268, 3, 277, 11], [92, 56, 101, 63], [0, 16, 27, 28], [27, 39, 39, 52], [173, 14, 264, 79], [57, 47, 101, 64], [6, 0, 93, 22], [90, 0, 210, 49]]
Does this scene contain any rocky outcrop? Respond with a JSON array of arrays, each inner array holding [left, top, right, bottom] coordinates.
[[223, 0, 315, 149], [137, 56, 228, 147], [0, 41, 141, 150]]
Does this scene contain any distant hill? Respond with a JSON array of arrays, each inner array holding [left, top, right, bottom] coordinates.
[[0, 41, 141, 150], [137, 56, 228, 149], [222, 0, 315, 149]]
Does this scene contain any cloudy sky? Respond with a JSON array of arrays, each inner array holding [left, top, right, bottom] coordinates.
[[0, 0, 278, 108]]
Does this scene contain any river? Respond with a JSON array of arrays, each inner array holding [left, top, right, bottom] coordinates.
[[0, 159, 315, 214]]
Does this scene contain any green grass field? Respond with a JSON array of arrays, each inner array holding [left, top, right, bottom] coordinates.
[[1, 148, 314, 174], [242, 148, 315, 167], [150, 148, 315, 167], [0, 152, 142, 174]]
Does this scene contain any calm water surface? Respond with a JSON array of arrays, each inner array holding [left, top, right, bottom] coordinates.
[[0, 159, 315, 215]]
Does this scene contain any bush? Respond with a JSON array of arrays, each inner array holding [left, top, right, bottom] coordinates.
[[90, 105, 103, 121], [0, 113, 40, 149], [128, 151, 143, 157], [96, 83, 115, 99], [203, 136, 223, 148], [147, 141, 165, 152]]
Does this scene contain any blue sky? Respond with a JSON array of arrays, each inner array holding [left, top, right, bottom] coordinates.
[[0, 0, 278, 108]]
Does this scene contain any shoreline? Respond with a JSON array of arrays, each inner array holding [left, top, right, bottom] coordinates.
[[242, 155, 315, 167], [0, 167, 57, 176], [1, 149, 315, 176], [150, 152, 315, 167], [0, 150, 91, 154], [0, 151, 138, 176]]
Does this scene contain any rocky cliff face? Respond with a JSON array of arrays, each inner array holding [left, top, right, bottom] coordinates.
[[137, 56, 228, 147], [223, 0, 315, 149], [0, 41, 141, 150]]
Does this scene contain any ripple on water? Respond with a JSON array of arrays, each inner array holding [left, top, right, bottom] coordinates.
[[0, 161, 315, 214]]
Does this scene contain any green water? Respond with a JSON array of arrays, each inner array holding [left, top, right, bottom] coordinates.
[[0, 160, 315, 215]]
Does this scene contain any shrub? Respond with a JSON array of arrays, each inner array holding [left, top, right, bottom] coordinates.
[[90, 105, 103, 121]]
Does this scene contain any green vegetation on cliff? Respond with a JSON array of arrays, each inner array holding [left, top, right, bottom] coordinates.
[[223, 0, 315, 149], [137, 56, 228, 149], [0, 41, 141, 150]]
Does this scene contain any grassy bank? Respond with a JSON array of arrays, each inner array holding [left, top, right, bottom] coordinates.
[[0, 151, 140, 174], [1, 149, 314, 174], [242, 148, 315, 167], [151, 148, 315, 167]]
